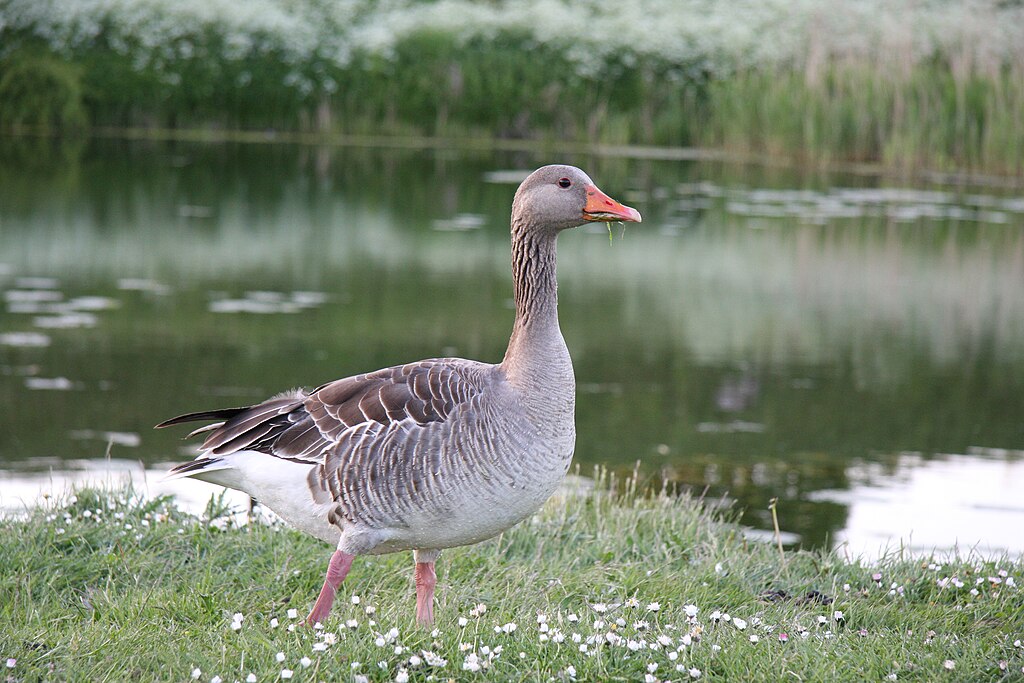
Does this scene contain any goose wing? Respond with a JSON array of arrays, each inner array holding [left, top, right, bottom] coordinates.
[[160, 359, 485, 471]]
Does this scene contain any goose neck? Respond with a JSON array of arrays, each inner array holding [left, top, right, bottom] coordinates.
[[501, 221, 568, 383]]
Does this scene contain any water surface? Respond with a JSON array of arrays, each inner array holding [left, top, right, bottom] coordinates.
[[1, 137, 1022, 557]]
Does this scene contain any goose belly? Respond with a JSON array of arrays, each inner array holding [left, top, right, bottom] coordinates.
[[370, 447, 572, 554]]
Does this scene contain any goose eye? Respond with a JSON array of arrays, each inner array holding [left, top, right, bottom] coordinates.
[[558, 177, 572, 188]]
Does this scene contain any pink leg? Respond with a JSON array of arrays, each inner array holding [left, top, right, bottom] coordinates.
[[303, 549, 355, 626], [414, 561, 436, 626]]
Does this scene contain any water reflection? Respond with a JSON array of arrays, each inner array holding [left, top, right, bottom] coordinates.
[[811, 451, 1024, 557], [1, 137, 1022, 556]]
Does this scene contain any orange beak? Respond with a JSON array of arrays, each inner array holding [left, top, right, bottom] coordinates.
[[583, 185, 642, 223]]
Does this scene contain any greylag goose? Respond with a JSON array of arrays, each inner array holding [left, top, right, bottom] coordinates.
[[157, 165, 641, 626]]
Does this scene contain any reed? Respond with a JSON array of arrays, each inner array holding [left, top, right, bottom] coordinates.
[[1, 0, 1022, 172]]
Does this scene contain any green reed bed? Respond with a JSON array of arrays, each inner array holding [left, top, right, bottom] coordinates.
[[1, 1, 1023, 173], [699, 63, 1024, 174], [2, 477, 1022, 682]]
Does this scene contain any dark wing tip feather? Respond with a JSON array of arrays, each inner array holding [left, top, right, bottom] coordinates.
[[168, 457, 223, 476], [155, 407, 250, 430]]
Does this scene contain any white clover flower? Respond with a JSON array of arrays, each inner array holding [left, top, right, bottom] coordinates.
[[749, 635, 759, 643], [462, 653, 481, 672], [592, 603, 608, 613], [833, 611, 845, 621], [408, 655, 422, 667], [732, 618, 748, 630], [286, 609, 298, 619], [351, 595, 361, 604], [421, 651, 448, 667], [246, 674, 256, 683], [458, 617, 468, 627], [689, 668, 703, 679], [299, 657, 311, 668], [346, 619, 359, 629], [565, 665, 577, 678], [6, 659, 16, 669], [943, 660, 955, 671], [625, 597, 640, 608], [646, 602, 660, 612], [668, 651, 678, 661], [211, 677, 222, 683], [684, 604, 699, 618], [552, 630, 565, 643], [323, 632, 337, 645], [269, 618, 279, 628], [280, 670, 293, 680], [275, 653, 286, 663], [644, 675, 657, 683], [191, 669, 202, 681], [395, 669, 410, 683], [647, 662, 658, 673], [681, 634, 693, 647], [627, 639, 643, 651]]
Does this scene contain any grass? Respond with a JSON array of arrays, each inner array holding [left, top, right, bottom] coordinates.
[[1, 475, 1022, 682]]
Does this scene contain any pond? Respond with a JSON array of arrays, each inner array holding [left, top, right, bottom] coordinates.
[[1, 136, 1023, 558]]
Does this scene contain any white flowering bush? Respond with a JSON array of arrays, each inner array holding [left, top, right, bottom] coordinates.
[[5, 0, 1022, 79]]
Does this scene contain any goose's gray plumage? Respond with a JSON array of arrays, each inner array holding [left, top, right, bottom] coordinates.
[[158, 164, 641, 625]]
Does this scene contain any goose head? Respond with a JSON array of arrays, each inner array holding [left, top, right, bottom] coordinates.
[[512, 165, 642, 234]]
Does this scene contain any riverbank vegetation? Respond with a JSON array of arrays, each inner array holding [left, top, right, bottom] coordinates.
[[2, 478, 1022, 681], [1, 0, 1022, 173]]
